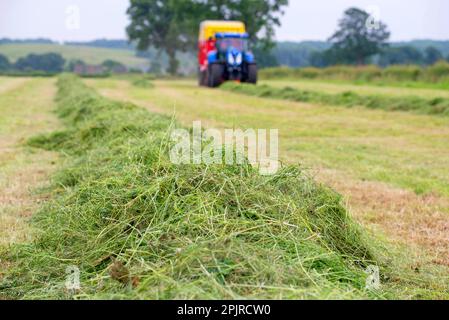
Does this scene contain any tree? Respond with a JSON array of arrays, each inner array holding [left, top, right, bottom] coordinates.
[[15, 53, 65, 72], [127, 0, 195, 75], [149, 61, 163, 74], [424, 46, 443, 65], [378, 46, 424, 66], [310, 48, 342, 67], [127, 0, 288, 74], [102, 59, 127, 72], [0, 54, 11, 71], [67, 59, 86, 72], [252, 46, 279, 68], [327, 7, 390, 65], [309, 51, 326, 67]]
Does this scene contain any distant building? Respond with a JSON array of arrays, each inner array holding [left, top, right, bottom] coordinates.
[[73, 64, 106, 76], [111, 65, 128, 74]]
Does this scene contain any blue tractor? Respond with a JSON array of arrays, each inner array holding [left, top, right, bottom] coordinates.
[[205, 33, 258, 88]]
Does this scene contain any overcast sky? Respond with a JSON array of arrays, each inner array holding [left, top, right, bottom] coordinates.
[[1, 0, 448, 43]]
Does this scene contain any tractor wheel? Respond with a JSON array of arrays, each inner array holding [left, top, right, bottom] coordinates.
[[247, 64, 258, 84], [208, 63, 224, 88]]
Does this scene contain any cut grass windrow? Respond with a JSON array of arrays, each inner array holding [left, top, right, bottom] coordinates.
[[221, 82, 449, 116], [4, 75, 444, 300]]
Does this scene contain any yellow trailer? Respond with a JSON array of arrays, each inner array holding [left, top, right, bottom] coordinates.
[[199, 20, 246, 41]]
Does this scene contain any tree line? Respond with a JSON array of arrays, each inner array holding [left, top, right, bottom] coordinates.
[[306, 44, 449, 68], [0, 53, 65, 73], [257, 8, 449, 68], [0, 52, 128, 74], [306, 8, 449, 68], [0, 38, 55, 45]]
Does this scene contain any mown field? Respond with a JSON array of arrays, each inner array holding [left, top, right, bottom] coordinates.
[[0, 78, 60, 247], [86, 77, 449, 270], [0, 75, 448, 299]]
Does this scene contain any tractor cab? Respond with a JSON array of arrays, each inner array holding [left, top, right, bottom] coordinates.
[[198, 21, 257, 87], [215, 33, 249, 53]]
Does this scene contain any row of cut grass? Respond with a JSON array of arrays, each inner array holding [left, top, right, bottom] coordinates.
[[1, 75, 387, 299], [221, 82, 449, 116], [259, 62, 449, 83], [261, 79, 449, 99]]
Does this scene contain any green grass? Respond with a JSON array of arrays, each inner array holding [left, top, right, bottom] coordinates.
[[0, 75, 394, 299], [221, 82, 449, 116], [86, 79, 449, 199], [131, 78, 154, 89], [263, 77, 449, 91], [261, 79, 449, 99], [84, 78, 449, 298], [260, 62, 449, 84], [2, 76, 448, 299], [0, 44, 149, 69]]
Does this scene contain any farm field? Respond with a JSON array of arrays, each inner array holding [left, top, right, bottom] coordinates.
[[86, 78, 449, 266], [0, 43, 149, 69], [0, 75, 448, 299], [1, 75, 388, 299], [0, 77, 60, 246], [2, 0, 449, 304]]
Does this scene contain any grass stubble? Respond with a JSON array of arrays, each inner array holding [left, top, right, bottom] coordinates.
[[0, 78, 59, 248], [0, 77, 61, 299]]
